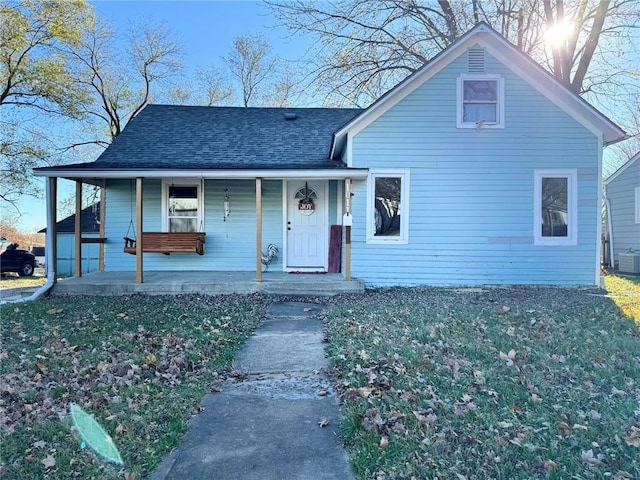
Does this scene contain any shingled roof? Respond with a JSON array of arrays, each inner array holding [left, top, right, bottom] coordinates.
[[91, 105, 362, 170], [38, 203, 101, 234]]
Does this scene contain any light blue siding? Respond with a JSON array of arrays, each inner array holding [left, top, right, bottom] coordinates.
[[606, 158, 640, 260], [55, 233, 100, 277], [103, 179, 285, 271], [350, 51, 601, 286]]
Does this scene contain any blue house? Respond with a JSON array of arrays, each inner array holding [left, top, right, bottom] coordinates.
[[604, 153, 640, 273], [38, 203, 102, 276], [34, 23, 626, 287]]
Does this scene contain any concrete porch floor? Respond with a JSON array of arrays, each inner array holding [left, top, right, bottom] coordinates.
[[50, 271, 365, 296]]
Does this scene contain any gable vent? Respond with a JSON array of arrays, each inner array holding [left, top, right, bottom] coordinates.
[[467, 47, 486, 73]]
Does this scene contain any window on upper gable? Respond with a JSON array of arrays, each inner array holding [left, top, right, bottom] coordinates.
[[534, 170, 577, 246], [162, 180, 203, 232], [367, 171, 410, 244], [457, 74, 504, 128]]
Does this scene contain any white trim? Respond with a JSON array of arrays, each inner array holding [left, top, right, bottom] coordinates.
[[161, 179, 204, 232], [336, 181, 344, 224], [34, 168, 370, 180], [596, 137, 603, 284], [366, 170, 410, 244], [456, 74, 505, 129], [635, 186, 640, 224], [533, 170, 577, 246]]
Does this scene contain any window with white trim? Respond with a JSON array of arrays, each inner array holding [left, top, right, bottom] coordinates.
[[162, 180, 203, 232], [367, 171, 409, 243], [457, 74, 504, 128], [534, 170, 577, 245], [635, 187, 640, 224]]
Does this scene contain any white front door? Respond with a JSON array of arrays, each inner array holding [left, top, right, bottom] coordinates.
[[286, 180, 328, 271]]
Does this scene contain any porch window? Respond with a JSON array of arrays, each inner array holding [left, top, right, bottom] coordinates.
[[367, 171, 409, 244], [162, 181, 203, 232], [457, 74, 504, 128], [534, 170, 577, 245]]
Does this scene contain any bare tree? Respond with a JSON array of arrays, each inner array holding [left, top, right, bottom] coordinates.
[[223, 33, 279, 107], [68, 16, 183, 145], [194, 65, 234, 106], [267, 0, 640, 106]]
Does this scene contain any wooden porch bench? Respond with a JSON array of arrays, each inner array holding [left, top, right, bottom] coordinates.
[[124, 232, 206, 255]]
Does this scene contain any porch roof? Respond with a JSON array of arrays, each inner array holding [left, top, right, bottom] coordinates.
[[35, 105, 363, 179]]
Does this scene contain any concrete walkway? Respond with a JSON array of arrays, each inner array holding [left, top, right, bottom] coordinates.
[[150, 301, 354, 480]]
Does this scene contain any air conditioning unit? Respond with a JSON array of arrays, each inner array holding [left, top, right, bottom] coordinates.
[[618, 253, 640, 274]]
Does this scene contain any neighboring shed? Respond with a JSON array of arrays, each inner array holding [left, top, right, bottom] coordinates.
[[604, 153, 640, 272], [39, 203, 102, 276]]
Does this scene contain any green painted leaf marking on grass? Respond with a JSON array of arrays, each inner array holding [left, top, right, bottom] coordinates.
[[69, 402, 124, 466]]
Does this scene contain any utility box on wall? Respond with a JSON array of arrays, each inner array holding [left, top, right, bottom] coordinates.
[[618, 253, 640, 274]]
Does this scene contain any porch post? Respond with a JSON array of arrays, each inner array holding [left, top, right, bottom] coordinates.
[[99, 186, 106, 271], [74, 180, 82, 277], [345, 178, 352, 281], [256, 177, 262, 282], [48, 177, 58, 284], [136, 177, 143, 283]]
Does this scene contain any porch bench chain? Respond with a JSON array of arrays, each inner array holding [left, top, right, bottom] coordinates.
[[123, 232, 206, 255]]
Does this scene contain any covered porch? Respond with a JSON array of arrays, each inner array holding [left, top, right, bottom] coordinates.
[[49, 270, 364, 296]]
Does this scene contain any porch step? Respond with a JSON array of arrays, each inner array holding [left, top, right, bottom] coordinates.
[[50, 271, 365, 297]]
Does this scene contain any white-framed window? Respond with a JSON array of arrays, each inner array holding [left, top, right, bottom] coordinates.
[[367, 170, 410, 244], [457, 74, 505, 128], [635, 187, 640, 224], [162, 180, 203, 232], [534, 170, 577, 246]]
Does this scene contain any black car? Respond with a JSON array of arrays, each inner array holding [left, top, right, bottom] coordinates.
[[0, 243, 36, 277]]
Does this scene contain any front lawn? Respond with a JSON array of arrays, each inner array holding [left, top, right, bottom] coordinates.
[[324, 280, 640, 479], [2, 278, 638, 479], [0, 294, 270, 479]]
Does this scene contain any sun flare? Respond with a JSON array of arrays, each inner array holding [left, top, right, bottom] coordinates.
[[545, 20, 574, 47]]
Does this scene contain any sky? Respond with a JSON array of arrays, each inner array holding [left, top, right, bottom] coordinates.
[[16, 0, 308, 233], [11, 1, 637, 233]]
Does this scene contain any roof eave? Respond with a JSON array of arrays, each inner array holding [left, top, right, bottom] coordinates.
[[33, 167, 370, 180]]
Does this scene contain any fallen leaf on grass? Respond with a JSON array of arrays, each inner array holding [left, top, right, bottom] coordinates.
[[379, 436, 389, 449], [530, 393, 543, 404], [115, 424, 127, 436], [614, 471, 634, 479], [499, 350, 516, 366], [611, 387, 625, 396], [318, 418, 330, 428], [581, 449, 604, 465], [558, 421, 572, 436], [124, 472, 136, 480], [625, 426, 640, 447], [41, 454, 56, 468], [32, 440, 46, 449], [413, 410, 437, 426], [46, 308, 63, 315]]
